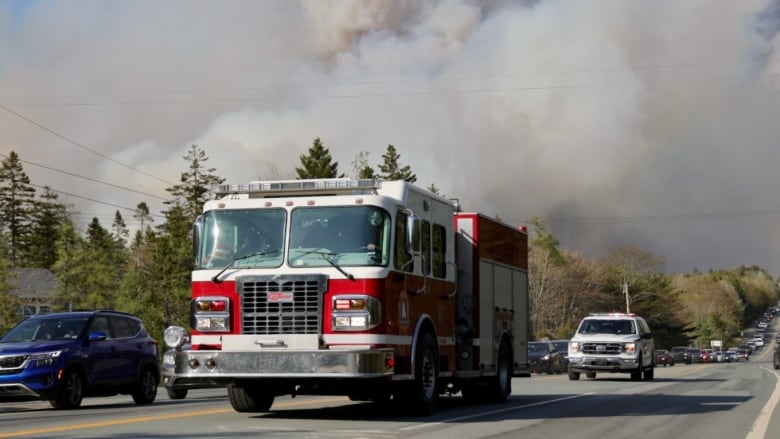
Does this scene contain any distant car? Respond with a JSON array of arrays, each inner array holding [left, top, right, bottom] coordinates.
[[551, 340, 570, 369], [774, 347, 780, 370], [723, 350, 738, 362], [0, 310, 160, 409], [528, 340, 564, 374], [670, 346, 691, 364], [655, 349, 675, 366], [688, 348, 703, 363], [735, 348, 750, 361]]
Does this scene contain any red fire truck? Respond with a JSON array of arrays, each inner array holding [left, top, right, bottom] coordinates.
[[162, 178, 530, 415]]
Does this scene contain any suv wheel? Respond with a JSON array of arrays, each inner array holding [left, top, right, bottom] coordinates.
[[132, 366, 159, 404], [50, 370, 84, 409]]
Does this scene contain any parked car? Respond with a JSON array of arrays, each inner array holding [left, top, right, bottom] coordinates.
[[655, 349, 675, 366], [0, 310, 160, 409], [670, 346, 691, 364], [551, 339, 570, 369], [528, 340, 564, 374], [724, 349, 738, 362], [687, 348, 703, 363]]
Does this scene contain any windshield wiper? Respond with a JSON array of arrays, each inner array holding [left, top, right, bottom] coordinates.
[[294, 250, 356, 282], [212, 249, 281, 284]]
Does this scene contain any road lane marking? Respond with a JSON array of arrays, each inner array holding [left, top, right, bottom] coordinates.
[[400, 392, 595, 432], [0, 396, 348, 438], [745, 366, 780, 439]]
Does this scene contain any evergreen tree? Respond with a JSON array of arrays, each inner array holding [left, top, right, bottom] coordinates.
[[296, 138, 343, 179], [0, 151, 37, 268], [377, 144, 416, 183], [26, 186, 68, 269], [0, 239, 21, 332], [166, 144, 225, 225], [351, 150, 376, 179]]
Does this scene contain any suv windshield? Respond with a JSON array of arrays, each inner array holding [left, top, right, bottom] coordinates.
[[1, 316, 90, 342]]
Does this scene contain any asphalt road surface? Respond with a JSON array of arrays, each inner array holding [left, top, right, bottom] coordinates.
[[1, 349, 779, 439]]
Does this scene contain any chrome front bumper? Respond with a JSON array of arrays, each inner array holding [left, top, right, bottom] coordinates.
[[162, 348, 395, 390]]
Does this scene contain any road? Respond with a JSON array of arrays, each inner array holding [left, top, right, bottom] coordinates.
[[1, 350, 779, 439]]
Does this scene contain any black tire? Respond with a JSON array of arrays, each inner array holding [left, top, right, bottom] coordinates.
[[166, 388, 188, 400], [643, 364, 654, 381], [485, 339, 512, 403], [132, 367, 158, 404], [50, 370, 84, 409], [630, 358, 643, 381], [568, 369, 580, 381], [396, 332, 439, 416], [227, 382, 274, 413]]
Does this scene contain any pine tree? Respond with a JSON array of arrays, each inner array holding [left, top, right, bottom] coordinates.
[[377, 145, 416, 183], [296, 138, 343, 179], [166, 144, 225, 225], [26, 186, 68, 269], [351, 150, 376, 179], [0, 151, 37, 268]]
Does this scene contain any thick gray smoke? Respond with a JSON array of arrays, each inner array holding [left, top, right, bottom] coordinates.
[[1, 0, 779, 273]]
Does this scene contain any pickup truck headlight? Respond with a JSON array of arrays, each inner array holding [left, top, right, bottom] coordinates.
[[624, 342, 637, 353], [569, 342, 580, 353]]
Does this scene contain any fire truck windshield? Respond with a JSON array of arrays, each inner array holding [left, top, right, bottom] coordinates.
[[197, 208, 286, 269], [288, 206, 391, 267]]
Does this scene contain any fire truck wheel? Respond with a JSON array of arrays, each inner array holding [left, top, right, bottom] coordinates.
[[485, 339, 513, 403], [227, 382, 274, 413], [396, 332, 439, 416]]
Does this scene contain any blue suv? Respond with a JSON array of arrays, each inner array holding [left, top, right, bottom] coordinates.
[[0, 310, 160, 409]]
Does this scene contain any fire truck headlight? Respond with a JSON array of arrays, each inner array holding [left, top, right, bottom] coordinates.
[[332, 295, 380, 331], [164, 326, 188, 349], [195, 316, 229, 332], [190, 296, 230, 333]]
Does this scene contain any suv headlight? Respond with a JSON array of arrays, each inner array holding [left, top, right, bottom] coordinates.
[[31, 350, 63, 368]]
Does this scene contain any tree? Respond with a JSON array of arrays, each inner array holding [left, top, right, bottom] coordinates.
[[296, 138, 342, 179], [26, 186, 68, 269], [351, 150, 376, 179], [166, 144, 225, 225], [377, 144, 416, 183], [0, 151, 37, 268]]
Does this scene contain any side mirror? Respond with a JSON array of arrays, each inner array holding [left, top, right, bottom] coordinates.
[[405, 210, 419, 256], [192, 216, 203, 262]]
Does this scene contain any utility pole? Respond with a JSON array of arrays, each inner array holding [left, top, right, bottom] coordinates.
[[624, 282, 630, 313]]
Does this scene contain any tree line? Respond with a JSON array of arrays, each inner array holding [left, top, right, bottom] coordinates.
[[0, 140, 777, 352]]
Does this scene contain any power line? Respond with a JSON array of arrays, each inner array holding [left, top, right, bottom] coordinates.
[[28, 182, 165, 218], [542, 208, 780, 226], [1, 153, 170, 201], [0, 104, 175, 186]]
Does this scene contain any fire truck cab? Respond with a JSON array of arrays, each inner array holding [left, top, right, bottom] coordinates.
[[162, 178, 530, 415]]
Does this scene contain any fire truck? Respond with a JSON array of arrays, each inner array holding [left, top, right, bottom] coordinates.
[[162, 178, 530, 415]]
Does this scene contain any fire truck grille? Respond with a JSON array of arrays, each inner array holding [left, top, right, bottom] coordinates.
[[582, 343, 624, 355], [238, 274, 326, 335]]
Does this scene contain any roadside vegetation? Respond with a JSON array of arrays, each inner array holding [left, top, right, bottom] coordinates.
[[0, 142, 777, 351]]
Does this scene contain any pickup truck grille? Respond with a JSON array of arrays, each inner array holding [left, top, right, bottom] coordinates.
[[582, 343, 624, 355], [238, 274, 327, 335]]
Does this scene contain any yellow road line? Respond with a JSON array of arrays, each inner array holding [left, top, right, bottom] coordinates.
[[0, 396, 348, 438]]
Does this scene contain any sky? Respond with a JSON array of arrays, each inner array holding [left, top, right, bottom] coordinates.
[[1, 0, 780, 275]]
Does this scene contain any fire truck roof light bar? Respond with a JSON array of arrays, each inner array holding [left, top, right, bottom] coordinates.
[[213, 178, 381, 197]]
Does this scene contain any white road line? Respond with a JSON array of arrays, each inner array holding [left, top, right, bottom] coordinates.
[[399, 393, 595, 432], [745, 367, 780, 439]]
